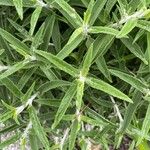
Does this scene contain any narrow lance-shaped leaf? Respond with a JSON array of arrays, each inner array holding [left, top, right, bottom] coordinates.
[[52, 18, 61, 52], [92, 35, 115, 62], [89, 0, 107, 25], [147, 32, 150, 70], [29, 6, 42, 36], [40, 65, 58, 81], [83, 0, 95, 25], [116, 0, 127, 17], [57, 27, 84, 60], [117, 19, 137, 38], [96, 56, 112, 82], [38, 80, 71, 95], [21, 82, 35, 103], [29, 107, 50, 150], [136, 20, 150, 32], [81, 115, 106, 126], [0, 133, 21, 149], [76, 43, 93, 110], [8, 18, 30, 39], [0, 111, 13, 123], [86, 107, 114, 125], [41, 14, 55, 51], [17, 68, 37, 90], [36, 50, 79, 77], [0, 60, 28, 80], [0, 28, 30, 55], [0, 0, 36, 7], [89, 26, 119, 36], [137, 101, 150, 145], [80, 0, 89, 7], [1, 78, 23, 98], [86, 77, 132, 103], [13, 0, 23, 20], [109, 69, 148, 92], [54, 0, 83, 28], [81, 43, 93, 77], [118, 91, 142, 134], [31, 23, 45, 50], [0, 49, 4, 55], [76, 80, 84, 110], [105, 0, 117, 15], [52, 83, 77, 129], [29, 129, 39, 150], [1, 100, 14, 110], [121, 36, 148, 65], [69, 119, 80, 150], [133, 29, 145, 44]]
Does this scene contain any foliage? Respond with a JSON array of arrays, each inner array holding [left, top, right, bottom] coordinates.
[[0, 0, 150, 149]]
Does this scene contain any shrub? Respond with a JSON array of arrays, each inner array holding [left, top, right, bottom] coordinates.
[[0, 0, 150, 149]]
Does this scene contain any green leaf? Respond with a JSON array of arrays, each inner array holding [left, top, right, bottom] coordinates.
[[29, 129, 39, 150], [13, 0, 23, 20], [89, 0, 107, 25], [137, 20, 150, 32], [89, 26, 119, 36], [1, 100, 14, 110], [0, 60, 27, 80], [21, 82, 35, 103], [29, 6, 42, 36], [17, 67, 37, 90], [133, 29, 145, 44], [92, 35, 114, 62], [0, 0, 36, 7], [52, 19, 61, 52], [86, 77, 132, 103], [57, 27, 84, 60], [40, 65, 58, 81], [1, 78, 23, 98], [41, 14, 55, 51], [81, 115, 106, 126], [38, 80, 71, 95], [8, 18, 30, 39], [118, 91, 142, 134], [31, 22, 45, 50], [29, 107, 50, 150], [0, 28, 30, 55], [105, 0, 117, 15], [76, 80, 84, 110], [0, 133, 21, 149], [121, 37, 148, 64], [0, 111, 13, 123], [0, 49, 4, 55], [54, 0, 83, 28], [147, 32, 150, 70], [52, 83, 77, 129], [36, 50, 79, 77], [109, 69, 148, 92], [81, 43, 93, 77], [96, 56, 112, 82], [117, 19, 137, 38], [83, 0, 95, 25], [137, 103, 150, 145], [80, 0, 89, 7], [86, 107, 114, 125], [69, 119, 80, 150]]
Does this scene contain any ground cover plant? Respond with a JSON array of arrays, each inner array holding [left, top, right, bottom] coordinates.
[[0, 0, 150, 149]]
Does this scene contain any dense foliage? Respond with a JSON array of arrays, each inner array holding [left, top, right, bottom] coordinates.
[[0, 0, 150, 149]]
